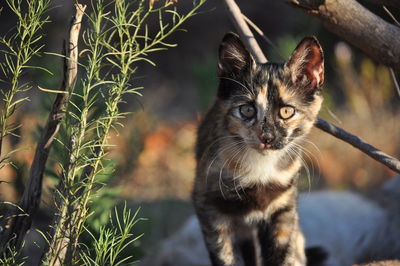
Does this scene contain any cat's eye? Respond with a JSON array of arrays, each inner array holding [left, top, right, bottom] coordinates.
[[239, 104, 256, 119], [279, 106, 295, 119]]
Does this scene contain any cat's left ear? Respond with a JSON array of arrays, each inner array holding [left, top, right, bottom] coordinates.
[[285, 36, 324, 90], [218, 33, 254, 77]]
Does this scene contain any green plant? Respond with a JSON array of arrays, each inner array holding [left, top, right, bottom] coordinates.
[[41, 0, 206, 265], [0, 201, 28, 265], [0, 244, 26, 266], [80, 203, 145, 266], [0, 0, 50, 174], [0, 0, 50, 262]]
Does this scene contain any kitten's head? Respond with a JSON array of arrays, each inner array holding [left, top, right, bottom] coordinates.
[[216, 33, 324, 153]]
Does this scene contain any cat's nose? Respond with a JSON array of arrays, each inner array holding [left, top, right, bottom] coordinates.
[[258, 132, 275, 144]]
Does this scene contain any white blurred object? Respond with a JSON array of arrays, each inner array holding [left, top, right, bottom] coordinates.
[[140, 178, 400, 266]]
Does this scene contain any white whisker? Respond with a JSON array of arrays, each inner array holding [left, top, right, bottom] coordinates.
[[217, 141, 246, 199], [205, 140, 241, 186], [217, 76, 255, 97], [287, 145, 311, 193], [287, 138, 321, 182]]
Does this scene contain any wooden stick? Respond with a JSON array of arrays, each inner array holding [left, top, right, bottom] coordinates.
[[364, 0, 400, 8], [221, 0, 400, 174], [0, 4, 86, 253], [289, 0, 400, 71], [390, 68, 400, 99], [223, 0, 267, 63], [316, 118, 400, 173]]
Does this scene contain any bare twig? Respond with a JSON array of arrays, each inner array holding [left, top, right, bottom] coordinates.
[[0, 4, 86, 253], [223, 0, 267, 63], [364, 0, 400, 9], [382, 6, 400, 100], [222, 0, 400, 174], [316, 119, 400, 173], [383, 6, 400, 26], [390, 68, 400, 99], [242, 15, 285, 60], [288, 0, 400, 71]]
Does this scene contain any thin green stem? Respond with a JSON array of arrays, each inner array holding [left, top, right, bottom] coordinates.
[[45, 1, 206, 265], [0, 0, 50, 165]]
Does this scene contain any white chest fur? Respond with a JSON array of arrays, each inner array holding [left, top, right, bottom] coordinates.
[[238, 149, 300, 188]]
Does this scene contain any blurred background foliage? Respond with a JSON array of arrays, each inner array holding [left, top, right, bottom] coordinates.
[[0, 0, 399, 264]]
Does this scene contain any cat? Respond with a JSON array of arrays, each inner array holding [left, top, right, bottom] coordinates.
[[192, 32, 324, 266]]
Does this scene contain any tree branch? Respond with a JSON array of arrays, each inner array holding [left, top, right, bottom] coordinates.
[[364, 0, 400, 9], [222, 0, 400, 174], [316, 118, 400, 173], [223, 0, 268, 63], [288, 0, 400, 71], [0, 4, 86, 253], [389, 68, 400, 99]]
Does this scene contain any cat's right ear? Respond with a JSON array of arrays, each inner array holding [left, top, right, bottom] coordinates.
[[218, 33, 253, 77], [285, 36, 324, 91]]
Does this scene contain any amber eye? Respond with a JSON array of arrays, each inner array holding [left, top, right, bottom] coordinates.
[[239, 104, 256, 119], [279, 106, 295, 119]]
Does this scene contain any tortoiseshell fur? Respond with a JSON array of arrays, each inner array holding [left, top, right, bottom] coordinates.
[[192, 33, 324, 266]]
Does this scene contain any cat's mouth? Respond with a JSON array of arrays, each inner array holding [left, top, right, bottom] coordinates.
[[258, 143, 272, 150], [246, 142, 273, 154], [247, 140, 285, 154]]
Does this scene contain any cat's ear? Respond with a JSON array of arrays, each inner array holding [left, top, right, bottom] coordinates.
[[218, 33, 253, 77], [285, 36, 324, 90]]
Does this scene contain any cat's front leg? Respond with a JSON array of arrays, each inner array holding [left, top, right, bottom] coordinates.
[[257, 207, 303, 266], [195, 208, 239, 266], [293, 231, 307, 266]]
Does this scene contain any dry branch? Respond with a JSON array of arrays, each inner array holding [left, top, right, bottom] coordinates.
[[364, 0, 400, 8], [316, 119, 400, 173], [390, 68, 400, 98], [223, 0, 267, 63], [222, 0, 400, 174], [288, 0, 400, 71], [0, 4, 86, 253]]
